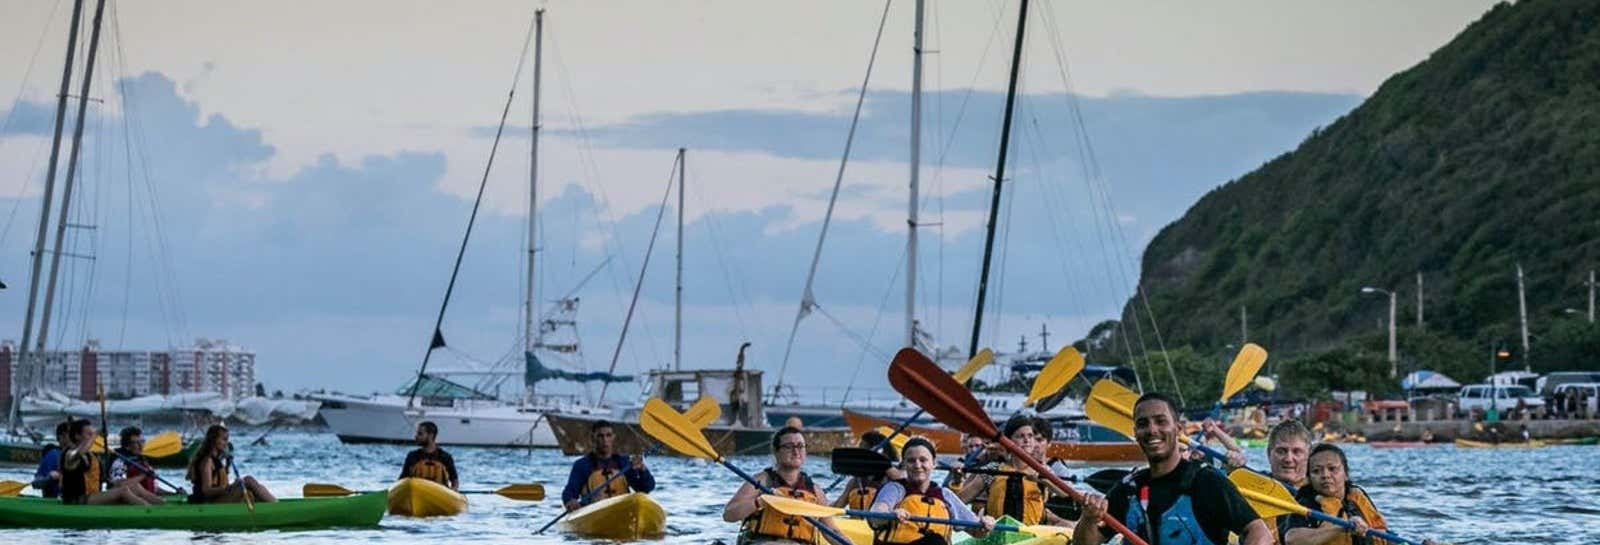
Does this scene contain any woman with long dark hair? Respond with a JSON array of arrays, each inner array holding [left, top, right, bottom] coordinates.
[[186, 425, 276, 503]]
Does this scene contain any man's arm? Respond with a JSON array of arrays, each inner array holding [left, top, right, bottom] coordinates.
[[1239, 519, 1273, 545], [560, 458, 588, 510], [722, 481, 761, 522], [444, 452, 460, 490], [624, 455, 655, 493], [1071, 493, 1107, 545]]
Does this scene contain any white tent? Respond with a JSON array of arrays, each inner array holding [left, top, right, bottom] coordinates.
[[1402, 370, 1461, 391]]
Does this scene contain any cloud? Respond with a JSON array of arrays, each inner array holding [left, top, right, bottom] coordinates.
[[0, 71, 1361, 396]]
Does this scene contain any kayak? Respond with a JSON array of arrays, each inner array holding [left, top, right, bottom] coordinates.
[[839, 518, 976, 545], [1369, 441, 1432, 449], [1454, 439, 1546, 448], [561, 492, 665, 539], [955, 516, 1044, 545], [1551, 436, 1599, 446], [387, 478, 466, 517], [0, 492, 386, 530]]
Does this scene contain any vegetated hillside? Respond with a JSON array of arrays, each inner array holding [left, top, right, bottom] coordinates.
[[1106, 0, 1600, 387]]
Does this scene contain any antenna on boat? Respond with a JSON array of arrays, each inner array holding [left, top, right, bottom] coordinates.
[[969, 0, 1030, 360]]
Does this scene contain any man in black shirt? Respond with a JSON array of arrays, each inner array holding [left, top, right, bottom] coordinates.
[[1073, 392, 1271, 545], [399, 421, 458, 490]]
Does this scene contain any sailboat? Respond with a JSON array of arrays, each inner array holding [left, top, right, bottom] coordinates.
[[312, 8, 621, 448]]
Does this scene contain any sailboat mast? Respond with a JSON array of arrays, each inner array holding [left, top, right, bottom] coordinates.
[[675, 148, 685, 371], [906, 0, 924, 349], [11, 0, 85, 430], [969, 0, 1029, 359], [39, 0, 110, 356], [525, 8, 543, 355]]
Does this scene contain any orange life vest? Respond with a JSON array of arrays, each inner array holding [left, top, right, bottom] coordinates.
[[581, 456, 632, 500], [1311, 486, 1389, 545], [408, 459, 451, 486], [876, 483, 954, 545], [741, 468, 820, 544], [984, 464, 1045, 524]]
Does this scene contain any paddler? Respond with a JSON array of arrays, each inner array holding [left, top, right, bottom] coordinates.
[[1073, 393, 1271, 545], [59, 420, 163, 505], [868, 436, 995, 545], [1204, 419, 1314, 542], [561, 419, 655, 511], [31, 421, 72, 498], [723, 425, 838, 544], [1281, 445, 1436, 545], [833, 430, 903, 509], [110, 426, 179, 495], [186, 424, 277, 503], [400, 421, 459, 490], [956, 416, 1071, 526]]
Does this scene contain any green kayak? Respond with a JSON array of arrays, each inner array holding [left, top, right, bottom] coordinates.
[[955, 516, 1035, 545], [0, 492, 386, 531]]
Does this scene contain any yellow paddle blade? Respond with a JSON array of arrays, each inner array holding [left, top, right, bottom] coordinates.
[[1085, 379, 1140, 439], [303, 483, 357, 497], [1227, 469, 1306, 519], [1026, 347, 1085, 406], [952, 348, 995, 385], [1221, 343, 1268, 402], [641, 398, 722, 461], [759, 493, 846, 518], [1253, 376, 1277, 392], [495, 483, 546, 501], [0, 480, 26, 497], [685, 395, 723, 429], [872, 426, 911, 452], [141, 431, 183, 458]]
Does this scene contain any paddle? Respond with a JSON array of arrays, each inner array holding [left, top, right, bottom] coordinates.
[[532, 396, 723, 535], [91, 430, 183, 459], [887, 348, 1149, 545], [303, 482, 546, 500], [1228, 469, 1437, 545], [104, 445, 187, 494], [831, 447, 894, 478], [1084, 378, 1230, 461], [871, 426, 910, 452], [823, 349, 994, 494], [1221, 343, 1268, 404], [757, 493, 1069, 538], [1026, 347, 1085, 407], [639, 398, 854, 545], [0, 480, 26, 497], [227, 455, 256, 515]]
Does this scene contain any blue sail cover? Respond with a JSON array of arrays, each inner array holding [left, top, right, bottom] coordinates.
[[524, 351, 632, 384]]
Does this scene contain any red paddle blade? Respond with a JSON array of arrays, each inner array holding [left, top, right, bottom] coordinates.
[[887, 348, 998, 440]]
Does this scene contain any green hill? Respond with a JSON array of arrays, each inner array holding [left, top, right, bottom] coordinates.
[[1105, 0, 1600, 392]]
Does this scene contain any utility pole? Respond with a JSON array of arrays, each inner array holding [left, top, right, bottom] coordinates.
[[1517, 263, 1530, 372], [1416, 271, 1424, 329]]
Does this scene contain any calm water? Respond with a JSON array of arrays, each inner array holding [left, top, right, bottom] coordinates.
[[1, 431, 1594, 544]]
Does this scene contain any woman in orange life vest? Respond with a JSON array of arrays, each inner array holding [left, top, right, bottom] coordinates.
[[868, 437, 996, 545], [833, 430, 904, 510], [401, 421, 459, 489], [1281, 445, 1436, 545], [109, 426, 179, 495], [186, 424, 277, 504], [560, 420, 655, 511], [723, 426, 839, 545], [956, 416, 1072, 526], [58, 420, 163, 506]]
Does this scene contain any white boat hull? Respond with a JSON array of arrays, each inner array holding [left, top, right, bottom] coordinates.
[[314, 395, 603, 448]]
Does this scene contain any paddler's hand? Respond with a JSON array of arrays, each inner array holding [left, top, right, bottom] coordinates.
[[979, 515, 996, 531], [564, 500, 580, 512], [893, 508, 912, 522], [1077, 492, 1107, 525], [1349, 515, 1370, 536], [630, 455, 645, 470], [48, 470, 61, 480]]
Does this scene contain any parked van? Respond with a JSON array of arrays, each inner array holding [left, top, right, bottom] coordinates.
[[1536, 371, 1600, 396], [1457, 384, 1545, 414], [1552, 383, 1599, 416]]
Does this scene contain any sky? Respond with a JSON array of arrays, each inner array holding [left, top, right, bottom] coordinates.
[[0, 0, 1502, 400]]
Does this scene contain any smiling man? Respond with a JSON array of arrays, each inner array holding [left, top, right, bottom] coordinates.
[[1074, 393, 1271, 545]]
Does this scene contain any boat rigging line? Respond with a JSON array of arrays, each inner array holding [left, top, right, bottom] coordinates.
[[598, 153, 681, 403]]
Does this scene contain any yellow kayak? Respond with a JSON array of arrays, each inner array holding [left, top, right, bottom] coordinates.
[[1453, 438, 1546, 448], [840, 518, 982, 545], [562, 492, 666, 539], [387, 478, 467, 517]]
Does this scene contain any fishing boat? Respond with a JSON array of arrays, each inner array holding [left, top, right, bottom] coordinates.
[[1045, 440, 1143, 465], [548, 365, 853, 457], [1453, 438, 1547, 448], [560, 492, 665, 539], [315, 9, 626, 448], [0, 492, 386, 531], [387, 477, 467, 517], [842, 409, 962, 454]]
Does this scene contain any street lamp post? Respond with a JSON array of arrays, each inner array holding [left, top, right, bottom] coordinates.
[[1362, 286, 1398, 378]]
